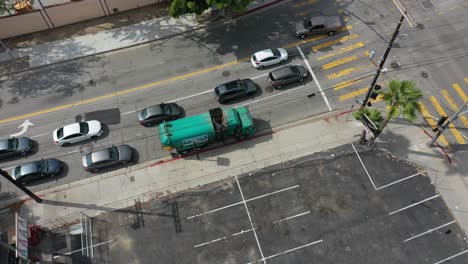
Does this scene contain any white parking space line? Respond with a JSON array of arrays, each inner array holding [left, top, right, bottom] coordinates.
[[433, 249, 468, 264], [236, 176, 266, 264], [273, 211, 311, 224], [238, 85, 306, 107], [194, 228, 256, 248], [186, 185, 299, 220], [404, 220, 456, 243], [296, 45, 332, 111], [122, 110, 137, 116], [251, 73, 269, 80], [247, 239, 323, 264], [30, 132, 50, 139], [388, 194, 441, 215], [351, 143, 377, 190], [376, 171, 425, 190]]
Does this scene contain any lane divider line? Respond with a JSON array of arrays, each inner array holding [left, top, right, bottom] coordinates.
[[296, 45, 332, 111]]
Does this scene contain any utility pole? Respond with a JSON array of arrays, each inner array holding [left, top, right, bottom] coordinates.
[[430, 101, 468, 146], [0, 168, 43, 203], [360, 15, 405, 108]]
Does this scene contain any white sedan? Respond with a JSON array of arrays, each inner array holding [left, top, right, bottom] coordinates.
[[53, 120, 103, 146], [251, 48, 289, 69]]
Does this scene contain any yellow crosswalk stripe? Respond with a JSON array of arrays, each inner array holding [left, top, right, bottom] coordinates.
[[453, 83, 468, 102], [321, 51, 369, 70], [339, 87, 367, 101], [318, 42, 365, 61], [327, 65, 369, 80], [419, 102, 449, 146], [333, 78, 365, 90], [312, 34, 359, 52], [284, 36, 326, 49], [430, 96, 465, 144], [441, 90, 468, 128]]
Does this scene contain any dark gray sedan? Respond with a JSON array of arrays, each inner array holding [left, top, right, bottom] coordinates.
[[138, 103, 184, 126], [214, 79, 257, 104], [82, 145, 133, 172], [11, 159, 63, 185], [268, 65, 308, 89], [0, 137, 33, 160]]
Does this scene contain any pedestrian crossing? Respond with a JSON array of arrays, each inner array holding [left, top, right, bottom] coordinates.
[[290, 0, 467, 149], [304, 29, 467, 148]]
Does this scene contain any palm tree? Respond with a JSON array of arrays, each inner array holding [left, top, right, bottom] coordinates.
[[379, 79, 423, 131], [353, 107, 383, 144]]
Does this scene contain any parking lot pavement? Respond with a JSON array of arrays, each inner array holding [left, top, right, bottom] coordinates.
[[98, 144, 468, 264]]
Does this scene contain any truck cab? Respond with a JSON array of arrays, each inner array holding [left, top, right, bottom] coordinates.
[[293, 16, 342, 39]]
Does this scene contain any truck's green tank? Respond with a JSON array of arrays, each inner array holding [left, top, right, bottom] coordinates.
[[159, 107, 255, 153]]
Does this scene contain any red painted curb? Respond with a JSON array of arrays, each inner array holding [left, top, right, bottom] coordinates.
[[150, 131, 275, 167], [422, 129, 452, 164], [232, 0, 287, 18]]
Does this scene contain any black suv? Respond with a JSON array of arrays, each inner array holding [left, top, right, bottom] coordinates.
[[268, 65, 308, 89], [214, 79, 257, 104]]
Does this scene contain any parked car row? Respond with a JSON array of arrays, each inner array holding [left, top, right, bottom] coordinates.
[[1, 47, 309, 185]]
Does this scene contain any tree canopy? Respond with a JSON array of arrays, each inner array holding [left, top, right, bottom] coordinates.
[[169, 0, 252, 18], [0, 0, 12, 14]]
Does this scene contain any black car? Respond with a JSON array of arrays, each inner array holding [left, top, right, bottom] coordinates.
[[214, 79, 257, 104], [11, 159, 63, 185], [268, 65, 308, 89], [138, 103, 184, 126], [0, 137, 33, 160]]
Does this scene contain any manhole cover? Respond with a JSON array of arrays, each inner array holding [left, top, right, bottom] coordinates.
[[419, 0, 434, 10], [265, 86, 274, 93], [421, 72, 429, 78], [222, 71, 230, 77], [391, 61, 401, 69]]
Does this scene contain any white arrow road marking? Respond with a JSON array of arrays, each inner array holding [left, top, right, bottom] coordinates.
[[10, 120, 34, 138]]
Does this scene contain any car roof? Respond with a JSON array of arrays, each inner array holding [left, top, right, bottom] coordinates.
[[310, 16, 325, 25], [271, 66, 295, 79], [216, 80, 243, 93], [91, 148, 112, 163], [146, 105, 164, 117], [61, 123, 82, 137], [254, 49, 274, 60], [17, 160, 44, 177]]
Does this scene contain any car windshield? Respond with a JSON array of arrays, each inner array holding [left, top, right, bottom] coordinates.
[[86, 154, 93, 165], [8, 138, 18, 149], [304, 19, 311, 28], [161, 104, 171, 114], [291, 66, 300, 75], [79, 122, 89, 134], [272, 49, 281, 57], [13, 167, 21, 177], [37, 160, 48, 173], [57, 128, 64, 139], [252, 55, 258, 62], [140, 108, 148, 118], [109, 146, 119, 160]]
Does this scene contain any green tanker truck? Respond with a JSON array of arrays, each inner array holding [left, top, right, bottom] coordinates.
[[159, 106, 256, 155]]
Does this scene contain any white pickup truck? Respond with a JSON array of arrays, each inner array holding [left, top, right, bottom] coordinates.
[[293, 16, 342, 39]]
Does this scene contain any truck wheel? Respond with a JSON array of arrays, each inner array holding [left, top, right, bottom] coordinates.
[[327, 31, 336, 36], [299, 34, 307, 39]]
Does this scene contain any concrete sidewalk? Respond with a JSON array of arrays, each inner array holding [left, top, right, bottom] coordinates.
[[0, 0, 285, 68]]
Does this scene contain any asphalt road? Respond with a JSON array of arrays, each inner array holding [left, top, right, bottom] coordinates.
[[0, 0, 467, 196], [95, 145, 468, 264]]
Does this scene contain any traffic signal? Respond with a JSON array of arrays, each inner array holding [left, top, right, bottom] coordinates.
[[433, 116, 448, 132], [370, 84, 382, 100]]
